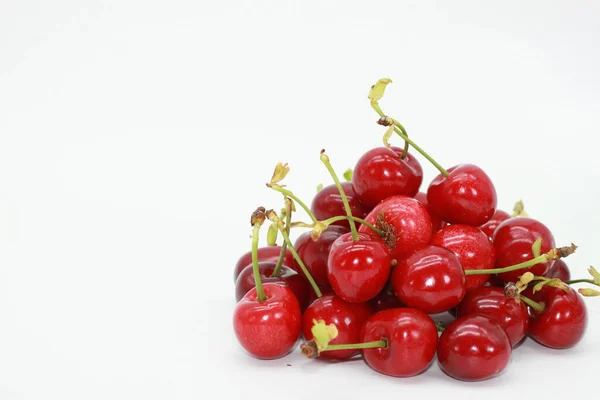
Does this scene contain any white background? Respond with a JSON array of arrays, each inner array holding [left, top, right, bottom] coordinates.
[[1, 1, 599, 399]]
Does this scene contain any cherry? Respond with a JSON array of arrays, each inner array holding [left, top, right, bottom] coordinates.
[[233, 246, 293, 282], [358, 195, 432, 261], [311, 182, 369, 230], [479, 209, 510, 240], [427, 164, 497, 226], [301, 294, 372, 360], [492, 217, 556, 283], [437, 315, 512, 381], [352, 147, 423, 207], [391, 245, 466, 314], [360, 308, 438, 377], [234, 283, 302, 359], [527, 286, 588, 349], [431, 224, 495, 290], [369, 285, 404, 312], [414, 191, 445, 232], [294, 225, 348, 287], [456, 286, 528, 347], [545, 259, 571, 282]]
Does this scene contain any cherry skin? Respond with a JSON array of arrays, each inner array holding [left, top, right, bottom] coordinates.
[[311, 182, 369, 230], [233, 283, 301, 360], [437, 315, 512, 381], [456, 286, 529, 347], [414, 191, 445, 232], [492, 217, 555, 283], [431, 224, 495, 290], [293, 225, 348, 287], [234, 246, 293, 282], [545, 259, 571, 281], [527, 286, 587, 349], [352, 147, 423, 208], [369, 285, 404, 312], [302, 294, 372, 360], [328, 232, 392, 303], [361, 308, 438, 377], [358, 195, 432, 261], [391, 245, 466, 314], [427, 164, 497, 226], [479, 209, 510, 240], [235, 262, 309, 310]]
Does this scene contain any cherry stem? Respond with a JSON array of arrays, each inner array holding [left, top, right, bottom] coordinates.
[[565, 279, 600, 287], [435, 322, 446, 332], [321, 338, 388, 352], [268, 185, 318, 224], [272, 199, 293, 277], [397, 123, 410, 160], [319, 150, 359, 241], [519, 294, 545, 312], [251, 222, 267, 302], [321, 216, 385, 236]]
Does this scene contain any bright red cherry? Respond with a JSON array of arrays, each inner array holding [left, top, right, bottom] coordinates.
[[293, 225, 348, 287], [456, 286, 529, 347], [302, 294, 372, 360], [233, 283, 301, 359], [545, 259, 571, 281], [437, 315, 511, 381], [328, 232, 392, 303], [414, 191, 445, 232], [361, 308, 438, 377], [427, 164, 497, 226], [369, 285, 404, 312], [391, 245, 466, 314], [492, 217, 555, 283], [479, 209, 510, 240], [352, 147, 423, 207], [311, 182, 369, 230], [234, 246, 293, 282], [527, 286, 587, 349], [358, 195, 432, 261], [431, 224, 495, 290]]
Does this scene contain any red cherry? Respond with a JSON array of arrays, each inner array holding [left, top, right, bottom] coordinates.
[[293, 225, 348, 287], [427, 164, 497, 226], [302, 294, 372, 360], [352, 147, 423, 207], [369, 286, 404, 312], [545, 259, 571, 281], [233, 283, 301, 359], [391, 245, 466, 314], [527, 286, 587, 349], [328, 232, 392, 303], [492, 217, 555, 283], [414, 191, 445, 232], [437, 315, 512, 381], [479, 209, 510, 240], [311, 182, 369, 230], [234, 246, 293, 282], [431, 224, 495, 290], [358, 195, 432, 261], [456, 286, 529, 347], [361, 308, 438, 377]]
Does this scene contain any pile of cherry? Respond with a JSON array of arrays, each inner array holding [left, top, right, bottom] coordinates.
[[232, 79, 599, 382]]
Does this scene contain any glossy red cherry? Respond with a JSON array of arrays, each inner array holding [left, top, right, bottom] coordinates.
[[234, 246, 293, 282], [293, 225, 348, 287], [352, 147, 423, 207], [427, 164, 497, 226], [414, 191, 445, 232], [527, 286, 587, 349], [431, 224, 495, 290], [328, 232, 392, 303], [302, 294, 372, 360], [492, 217, 555, 283], [361, 308, 438, 377], [545, 259, 571, 281], [369, 285, 404, 312], [358, 195, 432, 261], [456, 286, 528, 347], [233, 283, 301, 359], [311, 182, 369, 230], [437, 315, 511, 381], [479, 209, 510, 240], [391, 245, 466, 314]]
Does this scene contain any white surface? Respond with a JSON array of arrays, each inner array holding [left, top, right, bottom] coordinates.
[[1, 1, 599, 399]]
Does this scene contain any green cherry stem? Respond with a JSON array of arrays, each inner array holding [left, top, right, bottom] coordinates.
[[250, 207, 267, 302], [267, 184, 318, 224], [322, 216, 384, 236], [272, 198, 293, 277], [321, 338, 387, 352], [519, 294, 545, 312]]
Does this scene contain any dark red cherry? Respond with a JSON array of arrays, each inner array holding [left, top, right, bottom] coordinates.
[[302, 294, 372, 360], [437, 315, 511, 381], [545, 259, 571, 281], [311, 182, 369, 230], [431, 225, 495, 290], [358, 195, 432, 261], [369, 285, 404, 312], [391, 245, 466, 314], [456, 286, 529, 347], [234, 246, 293, 282], [328, 232, 392, 303], [427, 164, 497, 226], [352, 147, 423, 207], [234, 283, 301, 359], [361, 308, 438, 377], [492, 217, 555, 283], [414, 191, 445, 232], [479, 209, 510, 240], [294, 225, 348, 287]]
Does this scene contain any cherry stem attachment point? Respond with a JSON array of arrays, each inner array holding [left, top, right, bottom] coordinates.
[[250, 207, 267, 302], [519, 294, 545, 312]]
